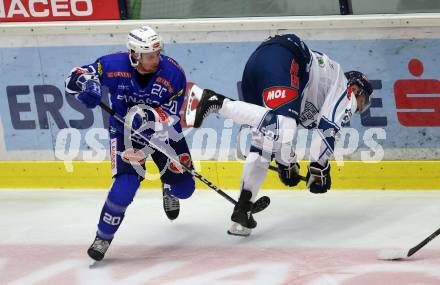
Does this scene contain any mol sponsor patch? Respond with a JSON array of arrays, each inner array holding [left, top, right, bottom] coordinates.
[[263, 86, 298, 109]]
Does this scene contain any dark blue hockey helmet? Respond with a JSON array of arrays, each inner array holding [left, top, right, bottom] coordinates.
[[345, 71, 373, 112], [345, 71, 372, 95]]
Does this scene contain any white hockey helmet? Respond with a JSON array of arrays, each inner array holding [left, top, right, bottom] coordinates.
[[127, 26, 164, 67]]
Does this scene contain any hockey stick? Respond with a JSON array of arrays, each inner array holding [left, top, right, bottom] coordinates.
[[99, 102, 270, 214], [267, 164, 307, 182], [378, 227, 440, 260], [241, 153, 307, 182]]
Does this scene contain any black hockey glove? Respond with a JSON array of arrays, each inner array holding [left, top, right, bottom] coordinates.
[[306, 161, 331, 194], [276, 161, 301, 187]]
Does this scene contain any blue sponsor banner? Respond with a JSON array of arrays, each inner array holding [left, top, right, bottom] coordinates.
[[0, 39, 439, 156]]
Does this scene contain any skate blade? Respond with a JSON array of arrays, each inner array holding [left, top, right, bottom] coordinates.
[[89, 259, 100, 268], [227, 222, 252, 237]]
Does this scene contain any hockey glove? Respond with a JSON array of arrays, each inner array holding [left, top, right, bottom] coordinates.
[[65, 67, 99, 95], [65, 69, 83, 94], [306, 161, 331, 194], [276, 161, 301, 187], [77, 80, 102, 109]]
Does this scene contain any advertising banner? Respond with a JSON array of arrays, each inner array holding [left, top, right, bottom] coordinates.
[[0, 30, 439, 162], [0, 0, 120, 22]]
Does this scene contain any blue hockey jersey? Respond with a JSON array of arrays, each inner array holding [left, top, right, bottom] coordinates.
[[66, 52, 187, 134]]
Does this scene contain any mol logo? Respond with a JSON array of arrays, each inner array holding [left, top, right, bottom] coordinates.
[[263, 86, 298, 109]]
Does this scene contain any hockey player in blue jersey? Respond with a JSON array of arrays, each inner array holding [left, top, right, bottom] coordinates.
[[185, 34, 372, 236], [65, 26, 195, 261]]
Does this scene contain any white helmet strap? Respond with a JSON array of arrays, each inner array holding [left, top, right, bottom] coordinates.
[[129, 51, 141, 67]]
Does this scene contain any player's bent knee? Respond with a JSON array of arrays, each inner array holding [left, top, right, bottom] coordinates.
[[277, 115, 297, 144], [108, 173, 140, 207], [167, 177, 195, 199]]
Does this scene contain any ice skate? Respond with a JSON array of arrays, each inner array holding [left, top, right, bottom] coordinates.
[[163, 183, 180, 220], [185, 84, 226, 128], [227, 190, 257, 236], [87, 236, 111, 261]]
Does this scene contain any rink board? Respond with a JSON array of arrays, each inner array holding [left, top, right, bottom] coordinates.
[[1, 16, 440, 191], [1, 16, 440, 162], [0, 160, 439, 190]]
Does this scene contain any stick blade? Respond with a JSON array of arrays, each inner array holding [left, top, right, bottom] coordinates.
[[377, 249, 409, 260], [252, 196, 270, 214]]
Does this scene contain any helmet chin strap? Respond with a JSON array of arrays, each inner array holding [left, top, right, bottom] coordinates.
[[129, 52, 140, 67]]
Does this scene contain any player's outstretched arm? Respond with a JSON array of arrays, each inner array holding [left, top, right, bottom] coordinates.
[[65, 66, 102, 109]]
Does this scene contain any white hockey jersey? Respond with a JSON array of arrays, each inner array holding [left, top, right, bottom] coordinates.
[[299, 51, 357, 165]]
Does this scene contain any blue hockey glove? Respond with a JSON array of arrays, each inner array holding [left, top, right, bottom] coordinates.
[[65, 69, 83, 94], [65, 67, 97, 94], [77, 80, 102, 109], [276, 161, 301, 187], [306, 161, 331, 194]]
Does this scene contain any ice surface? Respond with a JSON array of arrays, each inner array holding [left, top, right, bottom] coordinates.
[[0, 189, 439, 284]]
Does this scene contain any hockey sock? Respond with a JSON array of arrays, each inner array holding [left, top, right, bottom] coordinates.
[[218, 100, 268, 127], [96, 174, 140, 240], [240, 151, 270, 201]]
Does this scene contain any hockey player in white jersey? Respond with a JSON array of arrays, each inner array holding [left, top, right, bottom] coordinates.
[[185, 34, 373, 236]]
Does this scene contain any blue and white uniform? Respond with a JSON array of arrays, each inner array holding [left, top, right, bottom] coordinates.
[[66, 52, 195, 241]]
